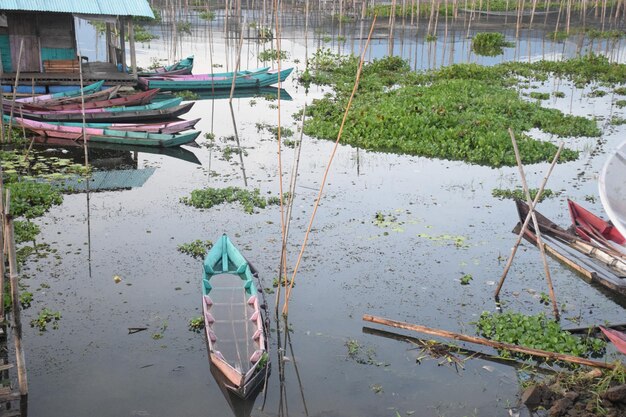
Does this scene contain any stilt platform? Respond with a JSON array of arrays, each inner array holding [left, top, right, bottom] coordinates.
[[1, 62, 137, 94]]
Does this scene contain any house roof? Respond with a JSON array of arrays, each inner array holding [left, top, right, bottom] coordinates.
[[0, 0, 155, 18]]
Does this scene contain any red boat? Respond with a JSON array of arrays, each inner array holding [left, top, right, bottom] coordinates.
[[568, 199, 626, 246], [600, 326, 626, 355], [42, 89, 159, 111]]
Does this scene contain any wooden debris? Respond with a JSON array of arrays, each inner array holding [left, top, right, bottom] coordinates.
[[362, 314, 619, 370]]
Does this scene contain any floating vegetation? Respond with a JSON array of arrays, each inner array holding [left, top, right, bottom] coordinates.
[[177, 240, 213, 259], [221, 146, 247, 161], [173, 90, 199, 101], [471, 32, 513, 57], [588, 89, 607, 98], [300, 52, 605, 167], [491, 188, 557, 202], [176, 21, 192, 36], [133, 25, 159, 43], [460, 274, 473, 285], [256, 122, 295, 139], [14, 220, 40, 244], [257, 26, 273, 42], [30, 308, 61, 332], [180, 187, 284, 214], [258, 49, 289, 62], [610, 116, 626, 125], [199, 10, 215, 21], [529, 92, 550, 100], [553, 91, 566, 98], [345, 339, 385, 366], [614, 86, 626, 95], [417, 233, 469, 248], [475, 312, 606, 360], [615, 100, 626, 108], [188, 316, 204, 333], [6, 182, 63, 219]]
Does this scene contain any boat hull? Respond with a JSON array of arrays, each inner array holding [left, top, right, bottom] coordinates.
[[599, 139, 626, 250]]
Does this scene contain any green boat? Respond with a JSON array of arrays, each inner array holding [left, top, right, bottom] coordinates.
[[16, 80, 104, 103], [138, 56, 195, 77], [139, 67, 292, 91], [202, 234, 269, 399]]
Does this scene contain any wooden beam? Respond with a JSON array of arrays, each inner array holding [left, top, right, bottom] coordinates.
[[119, 17, 126, 72], [105, 23, 113, 64], [363, 314, 618, 370], [128, 20, 137, 79], [4, 192, 28, 396]]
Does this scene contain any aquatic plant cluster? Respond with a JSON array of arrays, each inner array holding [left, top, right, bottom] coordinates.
[[476, 312, 606, 359], [180, 187, 285, 214], [300, 50, 609, 167]]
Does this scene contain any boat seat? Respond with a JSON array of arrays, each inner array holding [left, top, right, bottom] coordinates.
[[250, 349, 264, 363], [207, 329, 217, 343], [203, 295, 213, 307], [203, 311, 215, 325]]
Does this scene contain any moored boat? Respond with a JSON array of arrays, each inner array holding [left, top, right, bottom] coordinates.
[[568, 199, 625, 247], [15, 80, 105, 103], [26, 89, 160, 112], [8, 99, 193, 123], [202, 234, 269, 399], [16, 117, 200, 148], [139, 67, 292, 91], [599, 139, 626, 252], [44, 118, 201, 134], [138, 56, 194, 77]]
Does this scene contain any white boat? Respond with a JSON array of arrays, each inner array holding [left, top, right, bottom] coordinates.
[[598, 139, 626, 253]]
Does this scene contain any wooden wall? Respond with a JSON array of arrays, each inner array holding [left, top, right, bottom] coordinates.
[[3, 12, 76, 73]]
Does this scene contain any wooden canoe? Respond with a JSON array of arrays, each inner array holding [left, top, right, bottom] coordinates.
[[568, 199, 626, 246], [45, 118, 201, 134], [15, 80, 105, 103], [9, 98, 192, 123], [202, 234, 269, 399], [138, 56, 194, 77], [514, 199, 626, 296], [600, 326, 626, 355], [599, 139, 626, 250], [29, 89, 161, 112], [138, 67, 294, 91]]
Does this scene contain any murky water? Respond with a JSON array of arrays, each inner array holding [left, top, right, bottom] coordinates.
[[19, 4, 626, 417]]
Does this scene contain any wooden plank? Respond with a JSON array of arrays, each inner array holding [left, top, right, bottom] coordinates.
[[7, 13, 40, 72]]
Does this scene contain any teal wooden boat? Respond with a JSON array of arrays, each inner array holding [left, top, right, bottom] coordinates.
[[202, 234, 268, 399], [16, 80, 104, 103], [138, 67, 292, 91], [138, 56, 194, 77], [31, 129, 201, 148]]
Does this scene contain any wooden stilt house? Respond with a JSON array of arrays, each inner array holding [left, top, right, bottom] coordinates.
[[0, 0, 154, 92]]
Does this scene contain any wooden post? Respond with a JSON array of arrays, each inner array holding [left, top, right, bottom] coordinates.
[[4, 192, 28, 396], [495, 143, 563, 298], [105, 23, 113, 64], [119, 17, 127, 72], [8, 39, 24, 138], [128, 20, 138, 79], [0, 174, 5, 319], [363, 314, 617, 369], [509, 129, 559, 320]]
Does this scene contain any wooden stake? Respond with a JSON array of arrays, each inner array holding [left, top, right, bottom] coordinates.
[[282, 16, 378, 316], [363, 314, 618, 369], [8, 39, 24, 138], [494, 142, 563, 298], [509, 128, 559, 320], [4, 192, 28, 395]]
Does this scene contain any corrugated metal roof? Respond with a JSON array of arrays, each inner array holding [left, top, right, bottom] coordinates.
[[0, 0, 155, 18], [42, 168, 156, 192]]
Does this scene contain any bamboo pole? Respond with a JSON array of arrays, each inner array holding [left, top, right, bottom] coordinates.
[[509, 129, 559, 320], [494, 142, 563, 298], [0, 174, 4, 319], [282, 16, 378, 316], [362, 315, 618, 369], [8, 39, 24, 139], [514, 223, 599, 282], [4, 192, 28, 395]]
